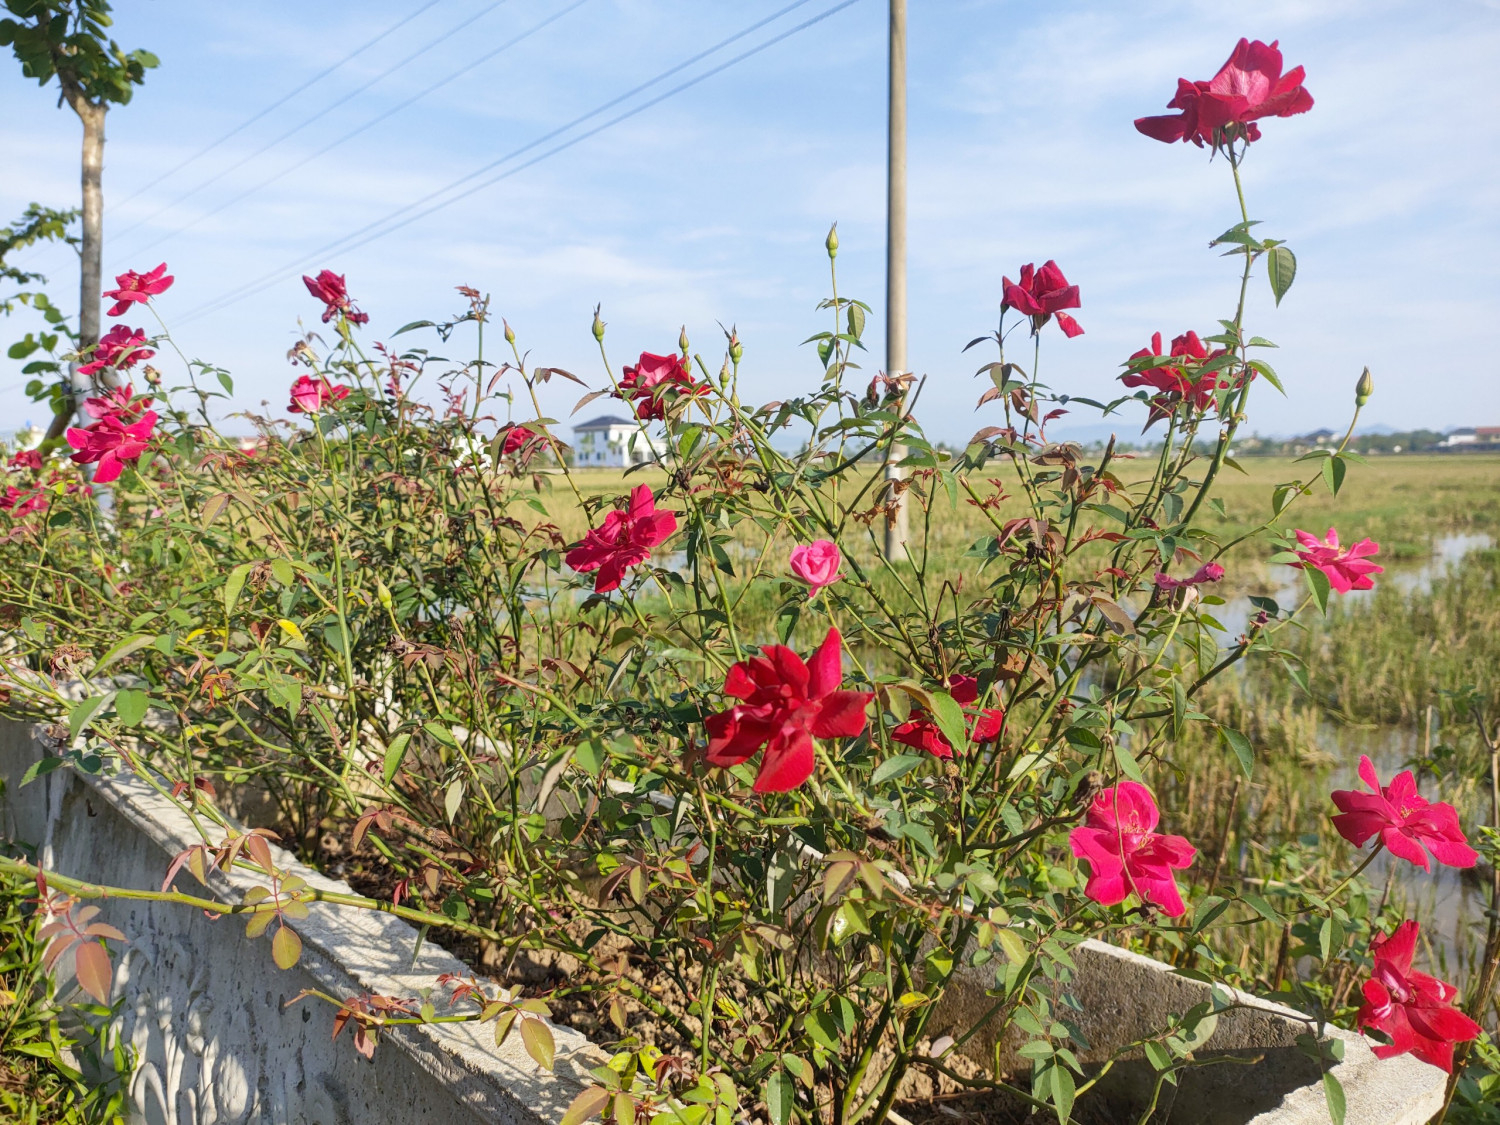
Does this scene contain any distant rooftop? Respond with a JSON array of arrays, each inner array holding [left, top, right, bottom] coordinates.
[[573, 415, 636, 430]]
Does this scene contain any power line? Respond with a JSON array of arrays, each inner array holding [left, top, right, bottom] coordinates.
[[178, 0, 857, 325], [111, 0, 512, 248], [111, 0, 446, 212], [116, 0, 591, 263]]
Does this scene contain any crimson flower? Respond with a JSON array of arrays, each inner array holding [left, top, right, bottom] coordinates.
[[1357, 920, 1480, 1073], [66, 409, 158, 484], [103, 263, 173, 317], [564, 484, 677, 593], [9, 450, 43, 472], [1136, 39, 1313, 148], [704, 627, 873, 793], [1331, 755, 1477, 872], [891, 675, 1004, 760], [500, 425, 538, 455], [0, 484, 47, 516], [789, 540, 842, 596], [288, 375, 350, 414], [1069, 782, 1197, 917], [302, 270, 369, 325], [1121, 330, 1231, 424], [78, 325, 154, 377], [83, 383, 152, 423], [618, 352, 708, 421], [1001, 261, 1083, 338], [1154, 561, 1225, 591], [1290, 528, 1383, 593]]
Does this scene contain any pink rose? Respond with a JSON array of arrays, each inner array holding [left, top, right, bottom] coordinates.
[[789, 539, 842, 596]]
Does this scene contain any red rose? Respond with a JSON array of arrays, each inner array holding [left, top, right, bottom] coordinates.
[[1001, 261, 1083, 338], [1136, 39, 1313, 148]]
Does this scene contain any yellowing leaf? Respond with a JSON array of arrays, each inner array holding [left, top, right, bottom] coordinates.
[[271, 923, 302, 969], [520, 1016, 555, 1070]]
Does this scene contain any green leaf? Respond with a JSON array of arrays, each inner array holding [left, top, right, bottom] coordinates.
[[382, 733, 412, 784], [223, 562, 253, 618], [926, 691, 968, 757], [1322, 1072, 1346, 1125], [1240, 893, 1281, 924], [444, 779, 465, 823], [1113, 740, 1144, 782], [1218, 727, 1254, 779], [1321, 455, 1347, 496], [114, 689, 148, 727], [764, 1070, 793, 1125], [69, 693, 111, 739], [804, 1010, 840, 1050], [521, 1017, 555, 1070], [1303, 562, 1331, 615], [1049, 1064, 1076, 1123], [561, 1088, 611, 1125], [1319, 915, 1344, 963], [1267, 245, 1296, 305], [1170, 679, 1187, 741], [271, 923, 302, 969], [872, 753, 924, 786]]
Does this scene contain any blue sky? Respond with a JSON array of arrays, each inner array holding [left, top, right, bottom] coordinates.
[[2, 0, 1496, 443]]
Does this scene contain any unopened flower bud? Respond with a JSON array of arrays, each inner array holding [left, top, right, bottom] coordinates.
[[825, 224, 839, 259], [503, 319, 516, 346], [591, 305, 606, 342], [679, 325, 689, 356], [728, 327, 743, 365], [1355, 366, 1373, 407], [375, 579, 393, 611]]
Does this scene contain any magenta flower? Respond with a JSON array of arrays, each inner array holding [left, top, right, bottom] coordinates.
[[287, 375, 350, 415], [1001, 261, 1083, 338], [1135, 39, 1313, 148], [500, 425, 537, 455], [704, 627, 873, 793], [564, 484, 678, 593], [890, 675, 1004, 761], [1358, 920, 1480, 1073], [1154, 561, 1225, 591], [103, 263, 173, 318], [0, 484, 48, 516], [1290, 528, 1383, 593], [789, 539, 843, 596], [618, 352, 707, 422], [78, 325, 153, 378], [302, 270, 369, 325], [9, 450, 43, 472], [1069, 782, 1197, 917], [66, 409, 158, 484], [1331, 755, 1477, 871]]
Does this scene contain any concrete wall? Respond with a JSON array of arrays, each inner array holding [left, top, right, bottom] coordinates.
[[0, 718, 1449, 1124]]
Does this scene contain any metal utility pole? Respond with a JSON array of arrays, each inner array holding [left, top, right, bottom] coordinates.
[[882, 0, 909, 562]]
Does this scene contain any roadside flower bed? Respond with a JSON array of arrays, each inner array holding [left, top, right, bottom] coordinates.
[[1, 36, 1495, 1125]]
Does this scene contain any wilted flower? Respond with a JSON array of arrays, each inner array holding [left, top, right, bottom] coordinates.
[[1290, 528, 1383, 593], [1358, 920, 1480, 1073], [1331, 755, 1477, 871], [302, 270, 369, 325], [1069, 782, 1197, 916], [564, 484, 677, 593], [103, 263, 173, 317], [704, 627, 873, 793], [1001, 261, 1083, 338], [1135, 38, 1313, 148], [78, 325, 154, 377]]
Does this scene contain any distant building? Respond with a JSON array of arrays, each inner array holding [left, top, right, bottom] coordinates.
[[571, 415, 666, 468], [1444, 427, 1500, 448], [1445, 428, 1478, 446]]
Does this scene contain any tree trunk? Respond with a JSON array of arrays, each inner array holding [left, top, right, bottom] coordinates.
[[44, 97, 107, 443]]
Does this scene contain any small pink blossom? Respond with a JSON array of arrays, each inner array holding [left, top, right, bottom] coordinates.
[[789, 539, 843, 596], [288, 375, 350, 414], [1291, 528, 1383, 593], [302, 270, 369, 326], [78, 325, 154, 377], [103, 263, 173, 317], [1154, 561, 1225, 590], [1331, 755, 1477, 871], [1069, 782, 1197, 917]]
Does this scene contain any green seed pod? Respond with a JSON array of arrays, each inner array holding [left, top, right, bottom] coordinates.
[[1355, 366, 1373, 407]]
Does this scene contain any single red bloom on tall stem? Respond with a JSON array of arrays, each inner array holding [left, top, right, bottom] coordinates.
[[704, 627, 873, 793], [1357, 920, 1480, 1073], [1069, 782, 1197, 917], [1290, 528, 1383, 593], [287, 375, 350, 414], [1001, 261, 1083, 338], [618, 352, 708, 421], [564, 484, 677, 592], [1135, 39, 1313, 148], [890, 675, 1004, 760], [302, 270, 369, 325], [103, 263, 173, 317], [1331, 755, 1477, 871]]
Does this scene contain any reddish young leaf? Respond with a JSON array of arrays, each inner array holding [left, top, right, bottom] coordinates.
[[72, 939, 113, 1004], [559, 1086, 611, 1125], [271, 923, 302, 969]]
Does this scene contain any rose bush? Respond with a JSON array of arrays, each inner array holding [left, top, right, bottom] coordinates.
[[0, 35, 1495, 1125]]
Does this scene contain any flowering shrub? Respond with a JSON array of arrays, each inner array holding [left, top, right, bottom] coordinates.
[[1, 34, 1495, 1125]]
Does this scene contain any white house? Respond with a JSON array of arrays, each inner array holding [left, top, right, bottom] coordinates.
[[571, 415, 667, 468]]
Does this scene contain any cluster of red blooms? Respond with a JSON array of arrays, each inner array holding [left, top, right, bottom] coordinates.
[[1120, 330, 1236, 426], [0, 448, 76, 518]]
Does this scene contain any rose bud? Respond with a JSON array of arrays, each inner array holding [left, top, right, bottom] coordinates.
[[1355, 367, 1373, 407]]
